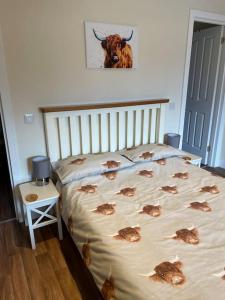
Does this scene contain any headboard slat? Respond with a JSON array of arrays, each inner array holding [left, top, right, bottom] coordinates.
[[109, 112, 117, 152], [100, 113, 109, 153], [80, 114, 91, 154], [142, 109, 150, 144], [42, 100, 168, 161], [135, 110, 142, 146], [90, 113, 100, 153], [118, 111, 126, 150], [150, 108, 157, 143]]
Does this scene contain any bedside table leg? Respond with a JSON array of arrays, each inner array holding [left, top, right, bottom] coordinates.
[[56, 202, 63, 240], [27, 208, 36, 249]]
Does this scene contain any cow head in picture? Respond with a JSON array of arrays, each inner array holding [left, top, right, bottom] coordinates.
[[93, 29, 133, 68]]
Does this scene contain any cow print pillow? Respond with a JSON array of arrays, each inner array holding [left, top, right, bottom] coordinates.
[[121, 143, 183, 163], [53, 152, 134, 184]]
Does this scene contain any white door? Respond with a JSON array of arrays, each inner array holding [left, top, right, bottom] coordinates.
[[182, 26, 223, 164]]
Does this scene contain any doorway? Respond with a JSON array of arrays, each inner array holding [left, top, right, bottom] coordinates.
[[179, 10, 225, 167], [182, 22, 224, 164], [0, 114, 15, 222]]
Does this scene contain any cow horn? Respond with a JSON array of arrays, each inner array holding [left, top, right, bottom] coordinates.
[[213, 270, 225, 277], [93, 29, 106, 41], [123, 30, 133, 41]]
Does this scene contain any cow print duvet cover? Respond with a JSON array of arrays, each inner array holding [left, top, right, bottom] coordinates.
[[60, 156, 225, 300]]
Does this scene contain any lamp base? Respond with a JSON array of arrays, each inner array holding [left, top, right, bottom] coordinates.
[[35, 178, 49, 186]]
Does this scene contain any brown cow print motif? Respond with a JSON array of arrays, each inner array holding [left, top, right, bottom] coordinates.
[[102, 171, 117, 180], [139, 205, 161, 217], [77, 185, 97, 193], [92, 203, 116, 215], [139, 152, 154, 160], [172, 172, 189, 179], [189, 201, 212, 212], [113, 226, 141, 242], [101, 276, 116, 300], [116, 187, 136, 197], [182, 156, 192, 161], [138, 170, 154, 178], [70, 157, 86, 165], [172, 228, 199, 245], [150, 260, 185, 286], [200, 185, 219, 194], [102, 161, 121, 169], [82, 241, 91, 267], [161, 186, 178, 194], [155, 158, 166, 165]]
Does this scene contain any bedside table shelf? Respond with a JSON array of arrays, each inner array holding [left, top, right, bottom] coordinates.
[[20, 179, 63, 249]]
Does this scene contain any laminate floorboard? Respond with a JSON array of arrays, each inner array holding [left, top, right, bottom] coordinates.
[[0, 221, 103, 300]]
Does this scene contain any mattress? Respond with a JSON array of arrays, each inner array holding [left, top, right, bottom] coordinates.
[[60, 156, 225, 300]]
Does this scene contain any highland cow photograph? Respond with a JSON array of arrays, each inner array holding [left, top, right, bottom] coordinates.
[[85, 22, 138, 69]]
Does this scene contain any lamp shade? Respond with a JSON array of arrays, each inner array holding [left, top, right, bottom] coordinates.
[[32, 156, 50, 180]]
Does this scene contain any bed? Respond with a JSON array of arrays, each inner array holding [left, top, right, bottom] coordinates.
[[41, 100, 225, 300]]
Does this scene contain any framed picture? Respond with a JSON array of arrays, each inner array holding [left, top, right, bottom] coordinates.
[[85, 21, 138, 69]]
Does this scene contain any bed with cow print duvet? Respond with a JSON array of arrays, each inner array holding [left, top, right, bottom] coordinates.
[[59, 156, 225, 300]]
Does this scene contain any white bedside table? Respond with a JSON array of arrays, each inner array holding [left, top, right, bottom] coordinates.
[[180, 151, 202, 167], [19, 179, 63, 249]]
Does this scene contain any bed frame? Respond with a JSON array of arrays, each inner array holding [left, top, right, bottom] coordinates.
[[40, 99, 169, 162], [40, 99, 168, 299]]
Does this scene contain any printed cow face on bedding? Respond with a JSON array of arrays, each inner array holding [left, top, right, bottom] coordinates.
[[171, 227, 199, 245], [77, 185, 97, 193], [155, 158, 166, 165], [148, 258, 185, 286], [172, 172, 189, 179], [92, 203, 116, 215], [102, 171, 118, 180], [138, 170, 154, 178], [138, 205, 161, 217], [113, 226, 141, 242], [189, 201, 212, 212], [70, 157, 86, 165], [200, 185, 219, 194], [102, 160, 121, 169], [116, 187, 136, 197], [161, 186, 178, 194], [139, 152, 154, 160], [82, 241, 91, 267], [101, 276, 116, 300], [182, 156, 192, 161]]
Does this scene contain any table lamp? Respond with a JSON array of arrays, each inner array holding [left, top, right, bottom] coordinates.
[[32, 156, 50, 186]]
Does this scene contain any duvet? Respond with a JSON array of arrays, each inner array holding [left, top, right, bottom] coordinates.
[[60, 156, 225, 300]]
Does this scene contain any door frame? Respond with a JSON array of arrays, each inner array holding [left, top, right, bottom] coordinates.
[[0, 26, 22, 221], [179, 9, 225, 166]]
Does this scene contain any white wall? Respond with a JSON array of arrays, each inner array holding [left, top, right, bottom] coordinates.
[[1, 0, 225, 182]]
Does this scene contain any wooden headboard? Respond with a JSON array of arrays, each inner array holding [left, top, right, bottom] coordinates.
[[40, 99, 169, 162]]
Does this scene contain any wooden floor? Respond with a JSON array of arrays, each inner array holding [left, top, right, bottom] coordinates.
[[0, 139, 15, 222], [0, 221, 103, 300], [1, 165, 224, 300]]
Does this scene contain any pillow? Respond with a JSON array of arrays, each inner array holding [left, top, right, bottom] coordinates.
[[53, 152, 134, 184], [121, 143, 183, 163]]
